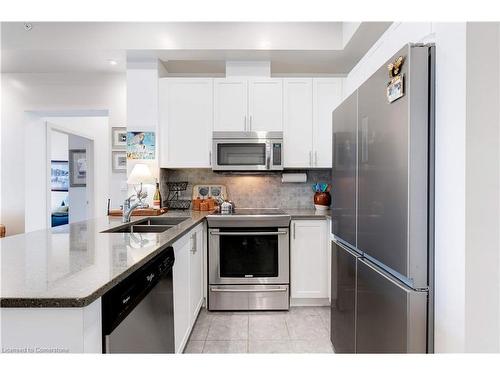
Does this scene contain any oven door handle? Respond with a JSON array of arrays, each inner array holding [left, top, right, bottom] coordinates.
[[209, 231, 288, 236], [210, 287, 288, 293]]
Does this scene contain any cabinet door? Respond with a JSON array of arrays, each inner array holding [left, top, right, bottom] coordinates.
[[290, 220, 328, 299], [213, 78, 248, 131], [248, 79, 283, 132], [159, 78, 213, 168], [173, 234, 191, 353], [189, 225, 204, 326], [283, 78, 313, 168], [313, 78, 342, 167]]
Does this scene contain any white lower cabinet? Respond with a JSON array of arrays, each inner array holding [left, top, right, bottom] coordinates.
[[189, 224, 204, 325], [290, 219, 329, 302], [172, 222, 205, 353]]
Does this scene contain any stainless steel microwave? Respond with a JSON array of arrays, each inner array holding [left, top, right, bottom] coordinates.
[[212, 131, 283, 171]]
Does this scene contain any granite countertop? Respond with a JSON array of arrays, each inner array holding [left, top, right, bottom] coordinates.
[[1, 207, 330, 308], [285, 208, 331, 219], [0, 210, 211, 308]]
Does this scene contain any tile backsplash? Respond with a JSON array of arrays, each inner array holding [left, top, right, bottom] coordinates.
[[160, 169, 331, 209]]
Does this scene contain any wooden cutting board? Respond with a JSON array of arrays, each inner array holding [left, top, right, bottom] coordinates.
[[108, 208, 168, 217]]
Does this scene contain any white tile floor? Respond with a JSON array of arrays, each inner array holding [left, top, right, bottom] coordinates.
[[184, 306, 334, 354]]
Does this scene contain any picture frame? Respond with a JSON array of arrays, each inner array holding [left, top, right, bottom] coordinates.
[[126, 131, 155, 160], [51, 160, 69, 192], [69, 149, 87, 187], [111, 127, 127, 149], [112, 151, 127, 173]]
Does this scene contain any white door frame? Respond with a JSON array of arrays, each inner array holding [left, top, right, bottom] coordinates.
[[46, 122, 95, 226]]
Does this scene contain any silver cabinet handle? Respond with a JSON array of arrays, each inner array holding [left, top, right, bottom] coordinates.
[[315, 151, 318, 166], [209, 150, 212, 166], [249, 115, 252, 131], [210, 231, 288, 236], [244, 115, 247, 131], [191, 233, 197, 253], [309, 151, 312, 166], [210, 287, 287, 293], [293, 222, 296, 240]]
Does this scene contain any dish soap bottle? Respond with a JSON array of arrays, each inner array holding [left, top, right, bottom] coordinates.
[[153, 180, 162, 209]]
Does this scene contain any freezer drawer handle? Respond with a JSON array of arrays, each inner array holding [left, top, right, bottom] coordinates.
[[210, 287, 287, 293]]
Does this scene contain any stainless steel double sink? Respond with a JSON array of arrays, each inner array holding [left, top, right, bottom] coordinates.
[[103, 217, 188, 233]]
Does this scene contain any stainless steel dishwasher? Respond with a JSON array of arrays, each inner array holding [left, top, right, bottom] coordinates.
[[102, 247, 175, 353]]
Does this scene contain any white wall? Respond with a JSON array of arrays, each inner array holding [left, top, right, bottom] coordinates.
[[464, 22, 500, 352], [0, 73, 126, 235], [344, 22, 500, 352], [342, 22, 361, 48], [126, 61, 161, 204], [27, 117, 107, 231]]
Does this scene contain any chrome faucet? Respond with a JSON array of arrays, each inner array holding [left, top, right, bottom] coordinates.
[[123, 190, 148, 223]]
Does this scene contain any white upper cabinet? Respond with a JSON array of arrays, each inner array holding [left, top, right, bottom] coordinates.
[[159, 78, 213, 168], [313, 78, 343, 168], [214, 78, 283, 133], [248, 79, 283, 132], [213, 79, 248, 131], [158, 76, 340, 169], [283, 78, 313, 168], [283, 77, 342, 168]]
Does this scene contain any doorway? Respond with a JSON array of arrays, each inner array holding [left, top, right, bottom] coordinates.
[[47, 125, 94, 227]]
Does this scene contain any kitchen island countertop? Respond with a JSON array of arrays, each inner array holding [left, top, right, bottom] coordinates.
[[0, 210, 210, 308]]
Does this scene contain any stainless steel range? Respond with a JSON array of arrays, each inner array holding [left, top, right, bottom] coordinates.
[[207, 208, 291, 311]]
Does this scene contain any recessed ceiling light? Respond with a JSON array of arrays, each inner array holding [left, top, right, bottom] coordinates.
[[24, 23, 32, 31], [107, 59, 118, 66]]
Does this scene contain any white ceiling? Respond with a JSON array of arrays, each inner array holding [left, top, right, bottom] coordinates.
[[1, 22, 391, 74]]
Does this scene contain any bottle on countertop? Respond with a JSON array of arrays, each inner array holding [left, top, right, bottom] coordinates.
[[153, 180, 162, 209]]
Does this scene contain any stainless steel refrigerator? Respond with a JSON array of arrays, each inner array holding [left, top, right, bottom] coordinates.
[[330, 44, 435, 353]]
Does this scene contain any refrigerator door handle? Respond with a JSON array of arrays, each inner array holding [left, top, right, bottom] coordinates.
[[360, 116, 369, 163], [358, 258, 418, 293], [334, 239, 361, 258]]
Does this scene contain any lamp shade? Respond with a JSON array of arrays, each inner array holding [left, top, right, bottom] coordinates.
[[127, 163, 155, 185]]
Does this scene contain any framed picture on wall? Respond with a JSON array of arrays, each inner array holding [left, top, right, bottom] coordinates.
[[69, 149, 87, 187], [111, 127, 127, 149], [126, 131, 155, 160], [51, 160, 69, 191], [112, 151, 127, 173]]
